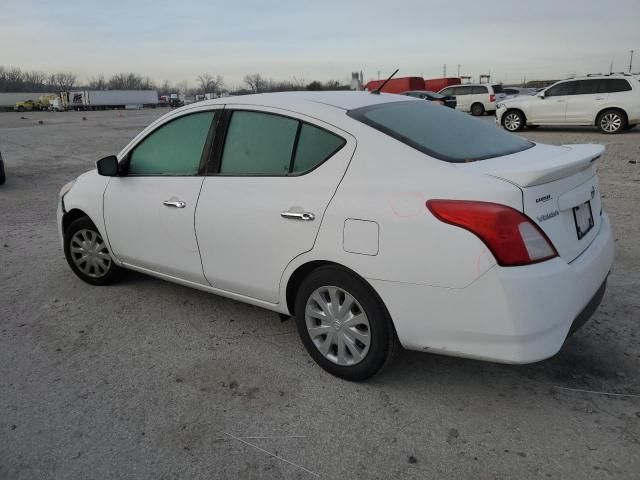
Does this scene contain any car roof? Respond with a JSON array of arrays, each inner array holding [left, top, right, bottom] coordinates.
[[194, 91, 413, 113]]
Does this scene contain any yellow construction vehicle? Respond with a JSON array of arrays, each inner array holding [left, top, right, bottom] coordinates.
[[14, 99, 40, 112]]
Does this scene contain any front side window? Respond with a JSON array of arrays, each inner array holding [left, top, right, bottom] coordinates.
[[545, 81, 576, 97], [128, 111, 215, 175], [440, 87, 454, 96], [219, 111, 345, 175], [347, 100, 533, 163]]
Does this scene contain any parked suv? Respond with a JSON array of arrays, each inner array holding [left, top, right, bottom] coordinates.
[[496, 75, 640, 134], [438, 84, 506, 116]]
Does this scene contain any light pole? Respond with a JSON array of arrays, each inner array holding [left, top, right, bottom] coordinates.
[[630, 50, 635, 73]]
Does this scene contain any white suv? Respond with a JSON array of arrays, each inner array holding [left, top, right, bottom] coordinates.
[[496, 75, 640, 134], [439, 84, 506, 116]]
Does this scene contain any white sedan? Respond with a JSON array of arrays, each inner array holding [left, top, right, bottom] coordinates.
[[57, 91, 614, 380]]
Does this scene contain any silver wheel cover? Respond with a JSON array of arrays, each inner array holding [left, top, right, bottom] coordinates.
[[601, 113, 621, 133], [504, 113, 521, 131], [304, 286, 371, 366], [69, 229, 112, 278]]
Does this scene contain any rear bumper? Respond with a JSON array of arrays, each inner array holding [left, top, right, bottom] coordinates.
[[369, 213, 614, 364]]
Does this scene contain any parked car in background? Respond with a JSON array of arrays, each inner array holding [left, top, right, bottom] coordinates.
[[496, 74, 640, 134], [401, 90, 457, 108], [438, 84, 506, 115], [58, 91, 614, 380], [503, 87, 536, 98]]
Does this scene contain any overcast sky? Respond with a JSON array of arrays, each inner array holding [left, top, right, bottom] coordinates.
[[3, 0, 639, 88]]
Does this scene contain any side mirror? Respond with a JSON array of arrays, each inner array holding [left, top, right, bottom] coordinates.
[[96, 155, 119, 176]]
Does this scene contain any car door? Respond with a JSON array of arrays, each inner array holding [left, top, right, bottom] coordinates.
[[195, 106, 356, 303], [103, 109, 219, 284], [453, 86, 473, 111], [565, 79, 607, 123], [530, 81, 576, 123]]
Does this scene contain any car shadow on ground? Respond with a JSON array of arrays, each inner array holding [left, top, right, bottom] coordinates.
[[117, 270, 634, 398]]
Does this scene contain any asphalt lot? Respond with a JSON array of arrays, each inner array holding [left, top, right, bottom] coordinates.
[[1, 108, 639, 479]]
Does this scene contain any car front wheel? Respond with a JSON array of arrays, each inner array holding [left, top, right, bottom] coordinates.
[[64, 217, 124, 285], [294, 266, 398, 381], [502, 110, 525, 132]]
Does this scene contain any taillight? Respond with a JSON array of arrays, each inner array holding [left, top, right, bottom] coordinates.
[[426, 200, 558, 266], [433, 100, 445, 105], [489, 94, 496, 102]]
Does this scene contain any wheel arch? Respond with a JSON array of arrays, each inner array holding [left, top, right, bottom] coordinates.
[[284, 260, 389, 319], [503, 107, 527, 123], [595, 106, 628, 126], [62, 208, 92, 233]]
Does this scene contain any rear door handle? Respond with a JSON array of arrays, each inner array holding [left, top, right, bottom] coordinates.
[[163, 199, 186, 208], [281, 210, 315, 221]]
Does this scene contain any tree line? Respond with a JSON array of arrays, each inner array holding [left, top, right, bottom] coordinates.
[[0, 66, 349, 95]]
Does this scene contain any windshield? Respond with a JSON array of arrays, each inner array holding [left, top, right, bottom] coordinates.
[[347, 100, 534, 163]]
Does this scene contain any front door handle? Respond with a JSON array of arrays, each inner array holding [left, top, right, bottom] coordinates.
[[163, 199, 186, 208], [281, 210, 315, 221]]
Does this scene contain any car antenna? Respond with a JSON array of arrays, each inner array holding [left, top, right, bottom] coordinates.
[[372, 69, 399, 95]]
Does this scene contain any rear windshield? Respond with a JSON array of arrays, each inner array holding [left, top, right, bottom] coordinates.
[[347, 100, 533, 163], [492, 84, 505, 94]]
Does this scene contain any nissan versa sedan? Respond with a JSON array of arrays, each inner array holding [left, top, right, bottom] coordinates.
[[58, 91, 614, 380]]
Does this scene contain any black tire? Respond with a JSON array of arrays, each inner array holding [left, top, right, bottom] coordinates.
[[63, 216, 124, 285], [294, 266, 399, 381], [502, 109, 525, 132], [470, 103, 485, 116], [0, 152, 5, 185], [597, 109, 627, 134]]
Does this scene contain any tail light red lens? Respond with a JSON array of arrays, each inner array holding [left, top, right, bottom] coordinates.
[[426, 200, 558, 266], [490, 94, 496, 102]]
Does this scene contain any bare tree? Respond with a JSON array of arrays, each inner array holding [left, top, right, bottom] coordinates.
[[88, 75, 107, 90], [243, 73, 266, 93], [197, 73, 224, 94], [53, 72, 77, 91], [23, 70, 47, 91]]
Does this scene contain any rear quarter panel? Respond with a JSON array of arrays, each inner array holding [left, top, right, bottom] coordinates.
[[281, 124, 524, 293]]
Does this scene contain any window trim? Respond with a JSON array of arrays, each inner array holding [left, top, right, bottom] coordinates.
[[208, 108, 347, 177], [119, 110, 219, 177]]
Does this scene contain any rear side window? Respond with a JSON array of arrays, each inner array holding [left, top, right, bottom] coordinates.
[[292, 124, 345, 173], [473, 86, 489, 94], [219, 111, 345, 175], [605, 79, 632, 92], [220, 111, 298, 175], [491, 85, 504, 94], [129, 111, 215, 175], [574, 79, 604, 95], [348, 101, 533, 163], [455, 86, 474, 95]]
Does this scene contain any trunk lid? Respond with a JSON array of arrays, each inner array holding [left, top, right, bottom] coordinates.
[[457, 143, 604, 263]]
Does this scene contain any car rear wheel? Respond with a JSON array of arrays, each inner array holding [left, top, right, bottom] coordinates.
[[597, 109, 627, 134], [64, 217, 124, 285], [502, 110, 525, 132], [471, 103, 485, 116], [294, 266, 398, 381]]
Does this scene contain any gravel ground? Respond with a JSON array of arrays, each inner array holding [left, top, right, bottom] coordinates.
[[1, 109, 639, 479]]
